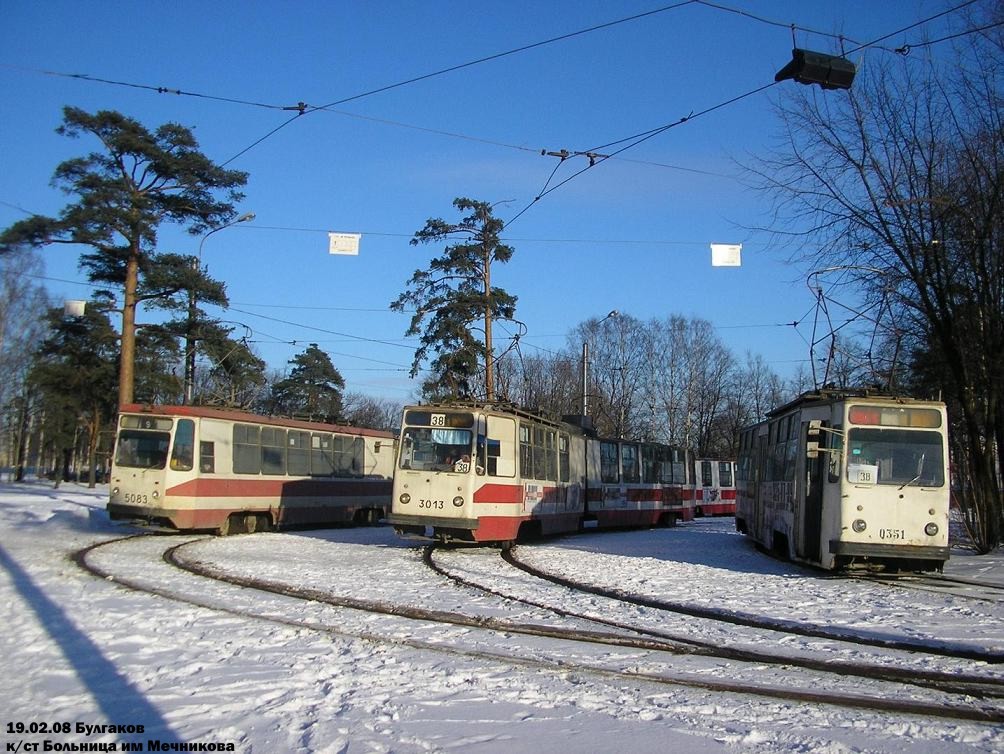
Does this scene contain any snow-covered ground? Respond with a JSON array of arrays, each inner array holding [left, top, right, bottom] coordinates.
[[1, 481, 1002, 753]]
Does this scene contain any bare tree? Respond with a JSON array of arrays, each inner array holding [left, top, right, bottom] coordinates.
[[0, 249, 49, 479], [342, 393, 404, 432], [640, 316, 734, 453], [749, 8, 1004, 550]]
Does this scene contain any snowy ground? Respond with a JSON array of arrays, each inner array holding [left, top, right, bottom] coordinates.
[[1, 481, 1003, 754]]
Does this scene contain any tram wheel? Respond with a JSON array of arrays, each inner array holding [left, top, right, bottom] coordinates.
[[218, 513, 241, 536], [244, 513, 271, 534]]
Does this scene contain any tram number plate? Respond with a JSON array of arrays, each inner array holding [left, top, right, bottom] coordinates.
[[879, 528, 906, 540], [122, 493, 150, 505], [419, 499, 445, 510]]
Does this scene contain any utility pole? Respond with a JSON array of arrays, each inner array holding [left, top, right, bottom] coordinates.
[[481, 211, 495, 402], [184, 211, 254, 404], [581, 310, 618, 416]]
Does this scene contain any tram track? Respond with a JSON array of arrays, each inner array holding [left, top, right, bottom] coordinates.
[[71, 533, 1004, 724], [424, 545, 1004, 700], [851, 572, 1004, 603], [499, 546, 1004, 664]]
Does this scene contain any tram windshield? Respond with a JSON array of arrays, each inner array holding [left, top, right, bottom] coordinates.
[[399, 427, 473, 472], [114, 430, 170, 469], [846, 428, 945, 487]]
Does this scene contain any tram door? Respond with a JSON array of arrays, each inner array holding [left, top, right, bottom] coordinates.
[[800, 420, 824, 562]]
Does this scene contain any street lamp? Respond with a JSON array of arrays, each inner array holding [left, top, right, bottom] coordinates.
[[184, 211, 255, 404], [582, 310, 618, 416]]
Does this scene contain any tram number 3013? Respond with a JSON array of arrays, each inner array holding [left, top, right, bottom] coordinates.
[[879, 528, 907, 540], [419, 499, 445, 510]]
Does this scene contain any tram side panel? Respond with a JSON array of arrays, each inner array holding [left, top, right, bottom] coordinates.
[[109, 405, 395, 533], [390, 405, 691, 544]]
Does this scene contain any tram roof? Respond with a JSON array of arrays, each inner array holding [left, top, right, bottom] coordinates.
[[766, 387, 944, 420], [118, 403, 396, 439]]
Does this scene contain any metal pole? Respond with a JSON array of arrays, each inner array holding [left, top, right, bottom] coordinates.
[[184, 211, 254, 404]]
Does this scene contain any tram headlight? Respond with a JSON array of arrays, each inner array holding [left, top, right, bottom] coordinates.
[[152, 490, 159, 499], [452, 496, 464, 507], [925, 522, 939, 537], [399, 493, 411, 505], [851, 519, 867, 533]]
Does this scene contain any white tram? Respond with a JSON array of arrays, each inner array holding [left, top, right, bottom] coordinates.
[[694, 458, 737, 516], [386, 403, 694, 544], [108, 404, 396, 534], [735, 389, 950, 572]]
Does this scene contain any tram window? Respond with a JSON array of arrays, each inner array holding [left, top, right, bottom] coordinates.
[[784, 433, 798, 481], [287, 430, 310, 476], [559, 434, 570, 482], [719, 462, 733, 487], [234, 424, 261, 474], [114, 429, 169, 469], [475, 435, 488, 475], [600, 442, 619, 483], [671, 449, 687, 484], [828, 425, 843, 482], [770, 438, 784, 480], [532, 427, 547, 480], [169, 419, 195, 472], [519, 425, 533, 478], [545, 430, 558, 480], [846, 428, 944, 486], [199, 442, 215, 474], [261, 427, 287, 475], [311, 433, 336, 476], [701, 461, 713, 486], [398, 427, 472, 473], [621, 444, 639, 483], [333, 435, 362, 476], [641, 446, 659, 484]]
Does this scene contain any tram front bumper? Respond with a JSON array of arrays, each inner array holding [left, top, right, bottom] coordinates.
[[829, 540, 950, 560], [386, 513, 479, 530]]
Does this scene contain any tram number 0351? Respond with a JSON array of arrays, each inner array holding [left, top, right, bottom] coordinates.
[[419, 499, 445, 510], [879, 528, 906, 540]]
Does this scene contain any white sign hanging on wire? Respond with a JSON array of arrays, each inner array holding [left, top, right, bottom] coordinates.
[[710, 243, 742, 267], [328, 232, 361, 255]]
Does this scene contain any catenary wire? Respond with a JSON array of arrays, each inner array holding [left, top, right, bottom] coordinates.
[[502, 0, 990, 229]]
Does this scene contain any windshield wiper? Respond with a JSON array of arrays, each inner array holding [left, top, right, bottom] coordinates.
[[899, 453, 926, 490]]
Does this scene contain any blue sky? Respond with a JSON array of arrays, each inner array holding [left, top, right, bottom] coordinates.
[[1, 1, 960, 401]]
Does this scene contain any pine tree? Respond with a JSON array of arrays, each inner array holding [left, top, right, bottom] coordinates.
[[269, 344, 345, 423], [0, 107, 248, 406]]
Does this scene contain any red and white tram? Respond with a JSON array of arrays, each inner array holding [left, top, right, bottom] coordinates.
[[387, 403, 693, 544], [694, 458, 737, 516], [107, 404, 396, 534]]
